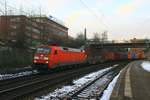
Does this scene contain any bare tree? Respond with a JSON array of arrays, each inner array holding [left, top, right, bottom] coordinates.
[[75, 33, 85, 47], [101, 31, 108, 43], [93, 32, 101, 41], [76, 33, 85, 41]]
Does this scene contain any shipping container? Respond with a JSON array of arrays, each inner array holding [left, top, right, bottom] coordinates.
[[103, 52, 114, 61], [120, 52, 128, 60], [136, 51, 144, 59], [131, 52, 136, 59], [128, 52, 131, 59], [129, 48, 144, 53], [114, 52, 120, 60], [128, 49, 145, 60], [103, 51, 127, 61]]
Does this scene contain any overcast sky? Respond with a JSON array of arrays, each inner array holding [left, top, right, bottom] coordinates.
[[2, 0, 150, 40]]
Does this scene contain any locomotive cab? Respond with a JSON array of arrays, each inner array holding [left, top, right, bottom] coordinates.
[[33, 46, 51, 69]]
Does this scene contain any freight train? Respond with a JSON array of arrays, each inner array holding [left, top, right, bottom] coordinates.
[[33, 45, 144, 70]]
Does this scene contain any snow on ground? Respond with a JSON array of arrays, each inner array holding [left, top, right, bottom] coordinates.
[[100, 71, 121, 100], [35, 66, 116, 100], [0, 70, 38, 80], [141, 61, 150, 72], [113, 64, 119, 67]]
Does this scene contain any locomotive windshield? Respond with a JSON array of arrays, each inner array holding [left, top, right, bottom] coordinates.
[[36, 48, 50, 54]]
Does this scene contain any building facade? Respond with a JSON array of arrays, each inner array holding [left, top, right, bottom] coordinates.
[[0, 15, 68, 46]]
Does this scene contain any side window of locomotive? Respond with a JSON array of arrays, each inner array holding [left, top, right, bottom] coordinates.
[[63, 48, 68, 50], [54, 50, 58, 55]]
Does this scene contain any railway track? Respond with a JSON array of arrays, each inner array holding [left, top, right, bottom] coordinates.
[[69, 67, 120, 99], [0, 61, 128, 100], [47, 66, 121, 100]]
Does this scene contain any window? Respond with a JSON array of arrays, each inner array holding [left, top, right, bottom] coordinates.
[[10, 17, 20, 22], [10, 18, 16, 22], [54, 50, 58, 55], [32, 28, 40, 33], [63, 47, 68, 50], [36, 48, 50, 54], [16, 17, 20, 21], [10, 32, 17, 36]]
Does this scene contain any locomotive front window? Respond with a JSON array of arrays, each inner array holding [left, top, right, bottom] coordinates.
[[36, 48, 50, 54]]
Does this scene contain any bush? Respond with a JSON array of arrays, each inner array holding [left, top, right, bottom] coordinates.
[[0, 47, 33, 71]]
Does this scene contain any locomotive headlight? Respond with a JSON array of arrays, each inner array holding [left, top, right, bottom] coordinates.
[[34, 56, 39, 59], [43, 57, 49, 60]]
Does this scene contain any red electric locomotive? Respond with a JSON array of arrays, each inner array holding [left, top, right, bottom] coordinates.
[[33, 45, 87, 69]]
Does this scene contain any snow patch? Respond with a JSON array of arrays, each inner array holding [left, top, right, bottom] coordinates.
[[113, 64, 119, 67], [141, 61, 150, 72], [0, 70, 37, 80], [100, 71, 121, 100], [35, 67, 114, 100]]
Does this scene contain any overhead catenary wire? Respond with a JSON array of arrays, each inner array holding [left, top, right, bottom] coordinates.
[[79, 0, 109, 30], [0, 0, 40, 16]]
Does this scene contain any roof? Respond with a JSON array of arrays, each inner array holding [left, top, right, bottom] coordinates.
[[31, 16, 68, 30], [0, 15, 68, 30]]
